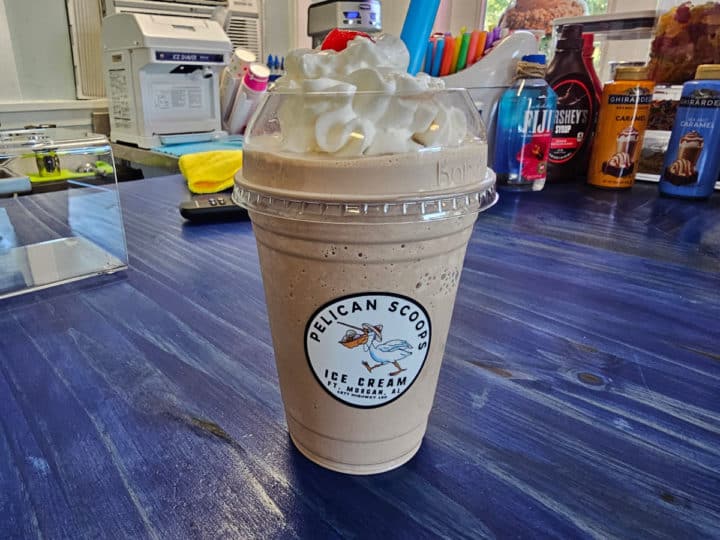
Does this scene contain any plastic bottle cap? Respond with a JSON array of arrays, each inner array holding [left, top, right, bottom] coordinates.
[[557, 24, 583, 49], [695, 64, 720, 80], [244, 63, 270, 91], [234, 49, 256, 63], [522, 54, 546, 65], [615, 66, 650, 81]]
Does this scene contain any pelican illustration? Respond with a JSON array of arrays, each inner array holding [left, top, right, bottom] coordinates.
[[338, 322, 412, 376]]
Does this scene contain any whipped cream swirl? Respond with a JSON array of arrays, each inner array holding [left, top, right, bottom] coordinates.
[[271, 35, 469, 157]]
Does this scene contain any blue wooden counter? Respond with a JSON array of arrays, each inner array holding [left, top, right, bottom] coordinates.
[[1, 176, 718, 539]]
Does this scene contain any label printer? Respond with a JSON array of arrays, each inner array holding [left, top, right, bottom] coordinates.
[[102, 13, 232, 148]]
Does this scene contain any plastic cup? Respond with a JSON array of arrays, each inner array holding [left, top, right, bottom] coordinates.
[[233, 89, 497, 474]]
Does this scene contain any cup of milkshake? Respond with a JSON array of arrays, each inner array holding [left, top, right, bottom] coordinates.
[[233, 34, 497, 474]]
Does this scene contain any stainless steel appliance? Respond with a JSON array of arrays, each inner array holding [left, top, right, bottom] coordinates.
[[308, 0, 382, 48]]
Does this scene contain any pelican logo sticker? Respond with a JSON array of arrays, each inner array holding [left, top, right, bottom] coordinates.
[[305, 293, 432, 408]]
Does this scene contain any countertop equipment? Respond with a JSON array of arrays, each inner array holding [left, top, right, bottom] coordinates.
[[102, 13, 232, 149], [308, 0, 382, 48]]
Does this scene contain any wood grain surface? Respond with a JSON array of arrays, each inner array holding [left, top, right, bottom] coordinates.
[[1, 176, 718, 539]]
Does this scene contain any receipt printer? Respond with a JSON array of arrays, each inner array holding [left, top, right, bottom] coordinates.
[[102, 13, 232, 148]]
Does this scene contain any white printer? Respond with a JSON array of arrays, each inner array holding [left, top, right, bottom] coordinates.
[[102, 13, 232, 148]]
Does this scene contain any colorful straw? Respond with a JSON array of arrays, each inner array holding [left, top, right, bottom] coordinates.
[[424, 39, 435, 74], [400, 0, 441, 75], [431, 38, 444, 77], [456, 32, 471, 71], [486, 27, 502, 52], [423, 25, 498, 77], [467, 30, 480, 65], [451, 35, 462, 74], [476, 31, 488, 61], [439, 36, 454, 76]]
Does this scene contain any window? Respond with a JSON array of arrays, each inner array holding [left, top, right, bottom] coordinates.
[[484, 0, 609, 32]]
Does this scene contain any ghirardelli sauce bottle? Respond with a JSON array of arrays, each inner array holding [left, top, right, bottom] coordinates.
[[546, 24, 599, 182]]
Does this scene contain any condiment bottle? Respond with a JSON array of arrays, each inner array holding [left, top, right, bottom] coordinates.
[[545, 24, 600, 182], [220, 48, 256, 125], [494, 54, 557, 191], [659, 64, 720, 199], [588, 66, 655, 189], [227, 63, 270, 135]]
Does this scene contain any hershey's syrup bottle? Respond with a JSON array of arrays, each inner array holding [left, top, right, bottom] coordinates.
[[546, 24, 599, 182]]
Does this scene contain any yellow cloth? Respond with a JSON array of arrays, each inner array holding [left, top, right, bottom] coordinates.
[[179, 150, 243, 194]]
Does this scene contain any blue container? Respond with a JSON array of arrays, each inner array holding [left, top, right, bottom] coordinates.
[[659, 65, 720, 199], [494, 54, 557, 191], [400, 0, 441, 75]]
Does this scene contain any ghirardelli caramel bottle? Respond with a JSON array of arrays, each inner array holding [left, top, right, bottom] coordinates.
[[659, 64, 720, 199], [546, 24, 600, 182]]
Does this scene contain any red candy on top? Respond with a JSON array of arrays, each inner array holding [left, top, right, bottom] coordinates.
[[321, 28, 373, 52]]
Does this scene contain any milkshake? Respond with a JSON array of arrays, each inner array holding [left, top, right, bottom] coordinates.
[[234, 34, 495, 474]]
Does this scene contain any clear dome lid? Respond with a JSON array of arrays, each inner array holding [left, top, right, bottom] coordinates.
[[237, 89, 489, 195], [233, 89, 496, 222]]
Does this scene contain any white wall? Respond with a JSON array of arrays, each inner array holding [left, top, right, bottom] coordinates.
[[381, 0, 410, 35], [263, 0, 296, 57], [0, 0, 107, 130], [0, 0, 21, 101], [295, 0, 313, 49], [2, 0, 77, 101], [608, 0, 657, 12], [447, 0, 483, 33]]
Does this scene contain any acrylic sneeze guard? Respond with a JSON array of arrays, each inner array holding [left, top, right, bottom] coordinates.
[[0, 128, 128, 299]]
